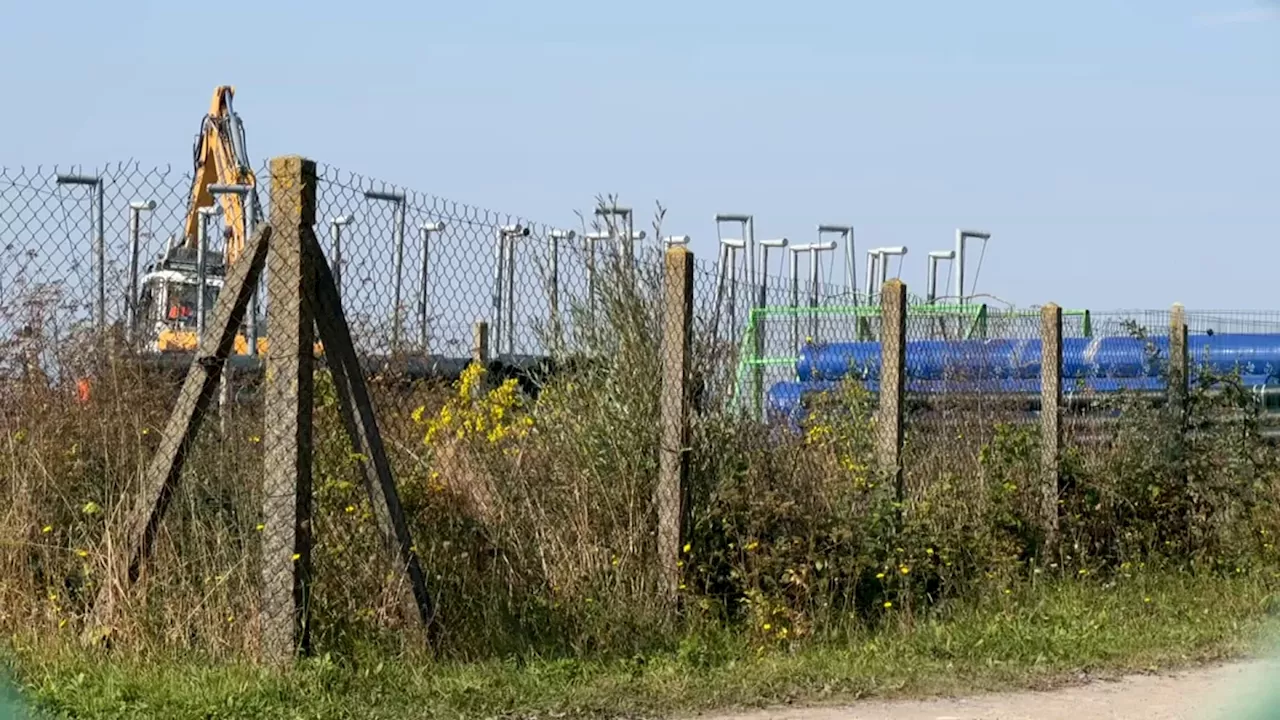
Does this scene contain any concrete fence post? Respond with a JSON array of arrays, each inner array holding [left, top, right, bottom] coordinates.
[[1170, 303, 1189, 412], [1040, 303, 1062, 553], [261, 155, 318, 663], [658, 245, 694, 604], [472, 321, 490, 366], [878, 279, 907, 503]]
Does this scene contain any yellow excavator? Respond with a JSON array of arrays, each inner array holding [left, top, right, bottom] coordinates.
[[136, 85, 266, 356]]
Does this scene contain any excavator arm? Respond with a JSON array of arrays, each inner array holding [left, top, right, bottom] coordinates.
[[180, 86, 262, 266]]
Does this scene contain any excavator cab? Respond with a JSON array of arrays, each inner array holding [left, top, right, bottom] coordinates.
[[136, 245, 228, 352]]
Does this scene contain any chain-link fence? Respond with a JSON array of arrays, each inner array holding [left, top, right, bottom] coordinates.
[[6, 158, 1280, 661]]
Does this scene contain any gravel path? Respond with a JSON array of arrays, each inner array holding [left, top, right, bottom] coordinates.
[[703, 660, 1278, 720]]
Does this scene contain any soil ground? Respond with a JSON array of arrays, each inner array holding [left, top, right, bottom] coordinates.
[[702, 660, 1278, 720]]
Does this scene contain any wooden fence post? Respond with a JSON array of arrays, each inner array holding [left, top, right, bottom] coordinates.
[[1040, 303, 1062, 553], [658, 245, 694, 604], [878, 279, 907, 502], [261, 155, 317, 663]]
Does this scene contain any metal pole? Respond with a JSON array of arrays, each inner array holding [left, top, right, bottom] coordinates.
[[505, 235, 515, 356], [745, 216, 756, 313], [392, 201, 405, 353], [548, 229, 574, 355], [197, 213, 206, 341], [244, 193, 259, 357], [208, 183, 256, 355], [715, 213, 754, 317], [128, 206, 140, 341], [927, 250, 955, 304], [754, 237, 787, 420], [201, 188, 242, 436], [728, 246, 738, 336], [330, 215, 354, 301], [195, 205, 222, 342], [808, 246, 820, 340], [418, 222, 444, 354], [789, 247, 801, 351], [713, 238, 746, 343], [497, 225, 528, 359], [870, 246, 909, 295], [954, 229, 991, 304], [758, 238, 788, 310], [95, 179, 104, 336], [817, 225, 854, 304], [865, 251, 880, 301], [584, 231, 609, 327], [364, 189, 408, 354], [492, 233, 505, 356], [788, 241, 837, 344], [927, 256, 938, 304], [594, 205, 633, 273], [55, 174, 105, 336], [126, 200, 155, 344]]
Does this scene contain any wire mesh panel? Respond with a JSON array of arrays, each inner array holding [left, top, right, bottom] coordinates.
[[900, 306, 1044, 517], [11, 157, 1280, 662]]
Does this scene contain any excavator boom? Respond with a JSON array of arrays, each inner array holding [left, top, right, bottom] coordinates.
[[181, 86, 262, 266]]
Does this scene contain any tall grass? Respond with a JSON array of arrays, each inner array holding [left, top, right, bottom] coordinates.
[[1, 232, 1279, 669]]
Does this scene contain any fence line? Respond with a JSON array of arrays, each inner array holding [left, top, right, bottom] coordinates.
[[4, 154, 1280, 663]]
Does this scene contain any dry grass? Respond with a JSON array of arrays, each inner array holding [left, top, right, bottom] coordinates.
[[1, 251, 1279, 673]]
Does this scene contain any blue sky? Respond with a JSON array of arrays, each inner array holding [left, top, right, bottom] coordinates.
[[1, 0, 1277, 310]]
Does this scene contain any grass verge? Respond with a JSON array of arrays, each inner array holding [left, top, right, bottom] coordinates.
[[7, 571, 1279, 720]]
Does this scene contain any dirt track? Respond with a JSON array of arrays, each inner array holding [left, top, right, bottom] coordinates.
[[704, 660, 1277, 720]]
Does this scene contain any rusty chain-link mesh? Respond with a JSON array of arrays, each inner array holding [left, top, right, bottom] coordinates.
[[4, 159, 1279, 659]]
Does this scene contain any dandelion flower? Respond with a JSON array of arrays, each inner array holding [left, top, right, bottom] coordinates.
[[883, 601, 893, 609]]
